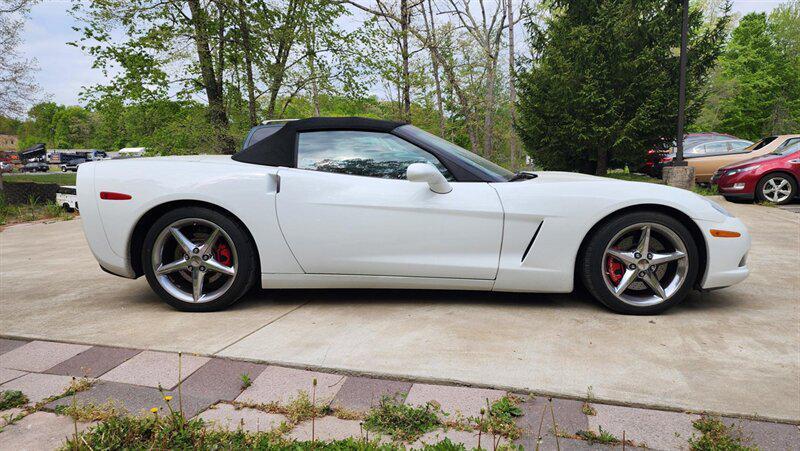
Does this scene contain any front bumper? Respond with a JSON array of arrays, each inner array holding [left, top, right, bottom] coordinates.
[[695, 215, 751, 289]]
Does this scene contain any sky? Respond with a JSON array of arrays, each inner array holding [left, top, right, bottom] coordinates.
[[16, 0, 788, 111]]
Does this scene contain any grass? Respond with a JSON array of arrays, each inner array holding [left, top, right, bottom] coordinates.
[[604, 169, 719, 196], [2, 172, 77, 185], [575, 426, 620, 445], [362, 396, 441, 442], [59, 409, 487, 450], [55, 400, 122, 422], [688, 416, 757, 451], [0, 390, 28, 410], [0, 193, 75, 226], [234, 390, 330, 425]]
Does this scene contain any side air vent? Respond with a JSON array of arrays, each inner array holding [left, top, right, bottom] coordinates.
[[521, 221, 544, 262]]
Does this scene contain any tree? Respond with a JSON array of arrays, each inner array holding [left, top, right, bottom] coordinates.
[[710, 7, 800, 139], [516, 0, 729, 175], [0, 0, 39, 116]]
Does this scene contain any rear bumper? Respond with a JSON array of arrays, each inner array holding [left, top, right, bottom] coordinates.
[[695, 216, 751, 289]]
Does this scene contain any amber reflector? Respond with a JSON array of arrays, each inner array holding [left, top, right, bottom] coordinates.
[[710, 229, 741, 238]]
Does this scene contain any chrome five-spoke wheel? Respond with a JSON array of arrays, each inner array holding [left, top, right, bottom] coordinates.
[[581, 211, 699, 314], [152, 218, 238, 303], [143, 206, 256, 311], [759, 175, 795, 204], [602, 223, 688, 307]]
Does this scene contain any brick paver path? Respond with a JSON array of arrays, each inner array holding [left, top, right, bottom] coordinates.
[[1, 338, 797, 450]]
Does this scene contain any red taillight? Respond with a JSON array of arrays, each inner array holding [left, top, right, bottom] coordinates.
[[99, 191, 132, 200]]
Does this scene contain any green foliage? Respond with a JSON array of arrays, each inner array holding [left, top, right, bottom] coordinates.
[[473, 396, 524, 441], [576, 426, 619, 445], [700, 5, 800, 140], [516, 0, 730, 174], [0, 390, 28, 410], [362, 396, 441, 442], [688, 416, 757, 451], [3, 173, 76, 185], [240, 373, 252, 389]]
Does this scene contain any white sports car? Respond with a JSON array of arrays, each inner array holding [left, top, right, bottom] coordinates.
[[78, 117, 750, 314]]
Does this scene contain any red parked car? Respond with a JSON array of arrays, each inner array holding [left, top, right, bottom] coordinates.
[[712, 140, 800, 205]]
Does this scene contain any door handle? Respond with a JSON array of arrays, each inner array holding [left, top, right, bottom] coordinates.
[[269, 173, 281, 193]]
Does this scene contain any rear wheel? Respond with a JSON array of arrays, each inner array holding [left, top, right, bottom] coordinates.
[[580, 211, 699, 314], [756, 173, 796, 205], [142, 207, 257, 312]]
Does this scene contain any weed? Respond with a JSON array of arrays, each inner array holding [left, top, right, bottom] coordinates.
[[688, 416, 756, 451], [692, 184, 719, 196], [241, 373, 252, 389], [581, 402, 596, 416], [55, 400, 121, 422], [576, 426, 619, 445], [756, 201, 777, 208], [0, 390, 28, 410], [362, 395, 441, 442], [473, 395, 524, 441], [333, 407, 364, 421], [235, 390, 331, 425]]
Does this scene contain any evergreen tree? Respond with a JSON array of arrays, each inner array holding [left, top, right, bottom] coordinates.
[[516, 0, 729, 175]]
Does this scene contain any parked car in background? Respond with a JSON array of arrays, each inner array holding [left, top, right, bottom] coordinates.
[[641, 133, 746, 178], [0, 161, 12, 173], [681, 135, 799, 183], [56, 186, 79, 212], [20, 162, 50, 173], [61, 158, 86, 172], [713, 140, 800, 205]]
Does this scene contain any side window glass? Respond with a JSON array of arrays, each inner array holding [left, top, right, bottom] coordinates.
[[776, 138, 800, 150], [703, 142, 728, 155], [297, 131, 453, 180], [687, 144, 706, 155]]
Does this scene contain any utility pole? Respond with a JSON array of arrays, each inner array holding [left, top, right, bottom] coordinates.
[[675, 0, 689, 166], [664, 0, 694, 189]]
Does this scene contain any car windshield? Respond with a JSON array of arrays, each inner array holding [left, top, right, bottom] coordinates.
[[397, 125, 514, 181], [772, 140, 800, 156]]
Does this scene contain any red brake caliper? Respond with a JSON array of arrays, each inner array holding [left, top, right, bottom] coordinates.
[[214, 243, 232, 267], [606, 255, 624, 285]]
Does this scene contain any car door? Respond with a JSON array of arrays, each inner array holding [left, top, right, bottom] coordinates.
[[275, 130, 504, 280]]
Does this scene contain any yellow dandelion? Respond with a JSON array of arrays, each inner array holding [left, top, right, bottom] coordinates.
[[164, 395, 173, 402], [150, 407, 159, 413]]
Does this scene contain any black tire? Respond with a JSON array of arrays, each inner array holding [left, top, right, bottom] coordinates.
[[756, 173, 797, 205], [580, 211, 700, 315], [142, 206, 257, 312]]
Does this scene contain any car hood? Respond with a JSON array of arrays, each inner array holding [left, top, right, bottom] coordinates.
[[720, 152, 782, 170]]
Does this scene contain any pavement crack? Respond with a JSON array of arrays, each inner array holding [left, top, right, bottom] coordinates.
[[212, 300, 310, 355]]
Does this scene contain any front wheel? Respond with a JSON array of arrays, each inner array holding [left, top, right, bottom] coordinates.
[[142, 206, 257, 312], [580, 211, 699, 315], [756, 173, 796, 205]]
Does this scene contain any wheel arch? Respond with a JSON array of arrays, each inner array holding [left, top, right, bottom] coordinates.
[[128, 200, 260, 278], [574, 203, 708, 289]]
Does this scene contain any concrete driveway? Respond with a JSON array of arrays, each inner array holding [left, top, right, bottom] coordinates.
[[1, 197, 798, 423]]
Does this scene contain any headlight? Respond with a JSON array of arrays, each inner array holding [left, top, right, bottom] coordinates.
[[725, 165, 760, 177], [706, 198, 734, 217]]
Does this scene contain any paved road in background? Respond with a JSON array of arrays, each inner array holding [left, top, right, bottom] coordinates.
[[1, 197, 798, 422]]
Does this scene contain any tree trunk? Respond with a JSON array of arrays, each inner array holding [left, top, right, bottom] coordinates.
[[595, 147, 608, 176], [483, 60, 496, 157], [424, 0, 445, 136], [506, 0, 518, 170], [238, 0, 258, 126], [187, 0, 230, 153], [307, 31, 321, 116], [265, 0, 300, 118], [400, 0, 411, 121]]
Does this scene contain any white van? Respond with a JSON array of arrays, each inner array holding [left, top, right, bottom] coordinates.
[[56, 186, 78, 212]]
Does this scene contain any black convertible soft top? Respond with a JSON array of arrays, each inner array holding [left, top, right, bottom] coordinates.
[[233, 117, 406, 167]]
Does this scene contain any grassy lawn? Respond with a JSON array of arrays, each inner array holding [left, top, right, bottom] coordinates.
[[0, 199, 76, 226], [1, 172, 77, 185], [604, 170, 718, 196]]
